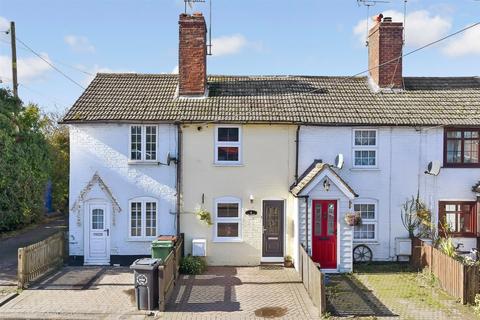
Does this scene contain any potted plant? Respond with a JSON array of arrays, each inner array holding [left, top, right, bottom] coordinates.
[[284, 255, 293, 268], [196, 207, 213, 226], [344, 212, 362, 226]]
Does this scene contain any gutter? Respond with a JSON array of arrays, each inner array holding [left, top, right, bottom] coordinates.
[[176, 123, 182, 236]]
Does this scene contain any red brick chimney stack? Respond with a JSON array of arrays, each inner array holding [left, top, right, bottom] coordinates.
[[368, 16, 404, 90], [178, 12, 207, 97]]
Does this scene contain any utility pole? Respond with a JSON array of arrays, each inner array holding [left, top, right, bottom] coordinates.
[[10, 21, 18, 98]]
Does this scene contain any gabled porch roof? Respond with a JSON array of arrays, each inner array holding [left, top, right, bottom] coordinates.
[[290, 160, 358, 199]]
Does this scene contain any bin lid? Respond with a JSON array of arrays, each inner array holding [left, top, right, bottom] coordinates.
[[130, 258, 162, 270], [157, 235, 177, 242], [151, 240, 174, 247]]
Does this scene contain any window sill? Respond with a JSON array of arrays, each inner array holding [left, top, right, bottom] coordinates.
[[353, 240, 379, 244], [128, 160, 160, 165], [213, 163, 244, 167], [442, 165, 480, 169], [127, 237, 157, 242], [350, 167, 380, 171], [212, 238, 243, 243]]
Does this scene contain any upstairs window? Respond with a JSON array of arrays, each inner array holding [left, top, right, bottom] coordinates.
[[215, 126, 241, 165], [439, 201, 476, 237], [129, 197, 158, 239], [130, 125, 157, 161], [353, 129, 378, 168], [444, 128, 480, 167]]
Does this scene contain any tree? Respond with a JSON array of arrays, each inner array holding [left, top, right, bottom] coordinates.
[[0, 89, 52, 231]]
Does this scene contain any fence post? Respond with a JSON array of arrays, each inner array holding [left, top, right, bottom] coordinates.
[[17, 248, 26, 289], [158, 265, 166, 312]]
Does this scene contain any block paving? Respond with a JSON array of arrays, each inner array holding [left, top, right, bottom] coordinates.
[[164, 266, 320, 320]]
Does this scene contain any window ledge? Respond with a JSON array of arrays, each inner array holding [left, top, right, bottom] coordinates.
[[353, 240, 379, 244], [127, 237, 157, 242], [213, 163, 244, 167], [128, 160, 160, 165], [350, 168, 380, 171], [212, 238, 243, 243]]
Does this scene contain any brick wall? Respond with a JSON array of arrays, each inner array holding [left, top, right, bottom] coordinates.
[[178, 13, 207, 96], [368, 21, 404, 89]]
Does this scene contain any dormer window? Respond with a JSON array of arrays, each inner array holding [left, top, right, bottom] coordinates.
[[129, 125, 157, 162], [215, 126, 242, 165], [444, 128, 480, 167]]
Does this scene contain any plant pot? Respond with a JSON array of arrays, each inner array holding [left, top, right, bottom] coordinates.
[[284, 261, 293, 268]]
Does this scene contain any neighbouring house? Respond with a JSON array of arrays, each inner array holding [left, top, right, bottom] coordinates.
[[61, 11, 480, 272]]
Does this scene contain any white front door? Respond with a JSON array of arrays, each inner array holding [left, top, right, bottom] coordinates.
[[86, 203, 110, 265]]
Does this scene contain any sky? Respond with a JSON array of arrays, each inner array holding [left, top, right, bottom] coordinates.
[[0, 0, 479, 114]]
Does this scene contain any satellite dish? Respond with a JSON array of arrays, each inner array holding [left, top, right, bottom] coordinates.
[[167, 152, 178, 166], [335, 154, 344, 169], [425, 160, 441, 176]]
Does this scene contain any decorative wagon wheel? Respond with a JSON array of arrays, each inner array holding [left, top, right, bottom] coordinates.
[[353, 244, 373, 263]]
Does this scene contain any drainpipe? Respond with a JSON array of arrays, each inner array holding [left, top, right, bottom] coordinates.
[[176, 123, 182, 236], [295, 125, 300, 182]]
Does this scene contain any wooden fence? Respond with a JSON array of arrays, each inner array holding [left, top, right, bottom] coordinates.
[[298, 245, 326, 315], [411, 238, 480, 304], [158, 236, 183, 311], [18, 231, 67, 289]]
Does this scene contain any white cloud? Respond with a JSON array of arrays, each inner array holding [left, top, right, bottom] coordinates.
[[82, 65, 135, 86], [0, 54, 51, 84], [171, 65, 179, 74], [443, 25, 480, 57], [211, 34, 248, 57], [64, 35, 95, 53], [353, 10, 451, 47], [0, 16, 10, 42]]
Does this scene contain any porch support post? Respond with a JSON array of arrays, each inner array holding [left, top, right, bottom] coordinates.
[[305, 196, 309, 254]]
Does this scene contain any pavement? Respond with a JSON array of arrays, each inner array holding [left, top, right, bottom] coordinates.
[[0, 266, 320, 320], [0, 216, 67, 298]]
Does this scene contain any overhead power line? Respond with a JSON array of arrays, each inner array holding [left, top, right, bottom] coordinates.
[[14, 36, 86, 90], [0, 38, 94, 77], [285, 21, 480, 99]]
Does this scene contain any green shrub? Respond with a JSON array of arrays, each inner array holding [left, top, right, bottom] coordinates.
[[474, 294, 480, 315], [180, 255, 207, 275]]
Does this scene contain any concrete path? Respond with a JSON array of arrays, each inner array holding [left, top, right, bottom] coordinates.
[[165, 266, 320, 320], [0, 266, 149, 319], [326, 263, 478, 320]]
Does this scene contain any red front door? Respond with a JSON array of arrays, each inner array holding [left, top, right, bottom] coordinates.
[[312, 200, 337, 269]]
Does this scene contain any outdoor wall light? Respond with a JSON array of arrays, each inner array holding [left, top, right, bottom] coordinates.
[[323, 178, 330, 192], [249, 194, 254, 203]]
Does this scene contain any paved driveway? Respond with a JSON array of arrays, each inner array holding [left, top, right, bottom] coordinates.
[[165, 266, 320, 320], [0, 266, 148, 320]]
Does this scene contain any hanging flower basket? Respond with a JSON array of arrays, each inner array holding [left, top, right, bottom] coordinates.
[[196, 208, 213, 226], [345, 212, 362, 226]]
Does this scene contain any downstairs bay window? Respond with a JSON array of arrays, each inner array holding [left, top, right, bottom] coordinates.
[[439, 201, 477, 237], [213, 197, 242, 242]]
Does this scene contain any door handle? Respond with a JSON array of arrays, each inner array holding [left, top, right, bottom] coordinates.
[[104, 229, 109, 236]]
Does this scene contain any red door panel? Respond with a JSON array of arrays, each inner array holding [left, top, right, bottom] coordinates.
[[312, 200, 337, 269]]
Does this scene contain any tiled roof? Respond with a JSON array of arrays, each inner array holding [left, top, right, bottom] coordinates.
[[62, 73, 480, 126], [290, 160, 358, 197]]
